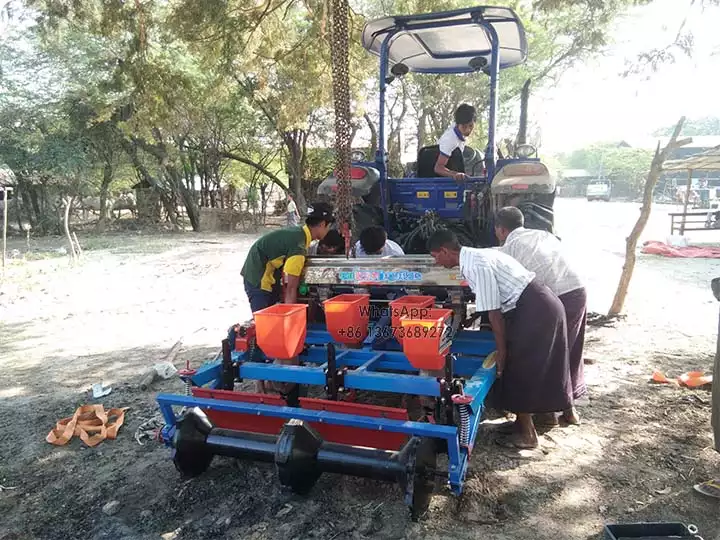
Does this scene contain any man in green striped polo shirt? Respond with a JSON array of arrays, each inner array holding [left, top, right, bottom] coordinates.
[[241, 201, 335, 313]]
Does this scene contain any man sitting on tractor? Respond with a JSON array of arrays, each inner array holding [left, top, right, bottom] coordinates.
[[433, 103, 477, 182], [355, 225, 405, 257], [241, 202, 335, 313]]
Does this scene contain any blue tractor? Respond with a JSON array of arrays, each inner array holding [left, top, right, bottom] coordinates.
[[317, 5, 555, 251]]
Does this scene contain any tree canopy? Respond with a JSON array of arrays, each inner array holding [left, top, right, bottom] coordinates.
[[654, 116, 720, 137], [0, 0, 662, 231]]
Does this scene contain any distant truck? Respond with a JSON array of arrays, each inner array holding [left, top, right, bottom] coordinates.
[[586, 180, 611, 202]]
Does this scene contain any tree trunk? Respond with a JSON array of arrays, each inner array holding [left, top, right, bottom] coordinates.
[[97, 162, 114, 232], [385, 82, 409, 177], [62, 197, 77, 263], [16, 197, 23, 233], [417, 110, 427, 150], [14, 180, 31, 230], [171, 169, 200, 231], [283, 129, 307, 210], [607, 117, 690, 317], [29, 187, 41, 229], [259, 183, 269, 225], [215, 163, 224, 209], [122, 137, 173, 226], [2, 187, 8, 272], [517, 79, 531, 147], [364, 113, 378, 157]]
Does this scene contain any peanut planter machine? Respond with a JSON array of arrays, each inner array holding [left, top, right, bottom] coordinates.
[[154, 5, 538, 518], [157, 257, 497, 518]]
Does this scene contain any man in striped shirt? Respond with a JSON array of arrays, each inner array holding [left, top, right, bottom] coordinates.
[[428, 230, 572, 449], [495, 207, 586, 426]]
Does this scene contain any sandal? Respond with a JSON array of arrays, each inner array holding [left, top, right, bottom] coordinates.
[[694, 478, 720, 499], [561, 408, 581, 426]]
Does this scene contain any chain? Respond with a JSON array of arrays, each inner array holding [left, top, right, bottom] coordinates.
[[330, 0, 353, 256]]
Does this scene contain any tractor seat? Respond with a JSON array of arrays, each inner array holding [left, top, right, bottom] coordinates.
[[416, 145, 464, 178]]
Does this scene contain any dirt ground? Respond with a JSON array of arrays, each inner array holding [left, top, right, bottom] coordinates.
[[1, 198, 719, 540]]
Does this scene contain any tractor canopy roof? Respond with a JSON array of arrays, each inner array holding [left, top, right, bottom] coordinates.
[[361, 6, 527, 74]]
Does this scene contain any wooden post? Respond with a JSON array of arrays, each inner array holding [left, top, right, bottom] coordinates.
[[713, 278, 720, 453], [680, 168, 693, 236], [714, 302, 720, 453]]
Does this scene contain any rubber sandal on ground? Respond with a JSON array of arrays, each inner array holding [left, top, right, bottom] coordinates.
[[694, 479, 720, 499], [651, 370, 673, 384], [678, 371, 713, 388], [560, 408, 581, 426]]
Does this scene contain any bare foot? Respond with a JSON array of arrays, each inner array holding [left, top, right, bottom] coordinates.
[[562, 407, 581, 425], [496, 433, 538, 449], [514, 413, 539, 448], [494, 421, 516, 435]]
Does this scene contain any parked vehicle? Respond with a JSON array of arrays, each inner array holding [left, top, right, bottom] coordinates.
[[586, 180, 611, 202]]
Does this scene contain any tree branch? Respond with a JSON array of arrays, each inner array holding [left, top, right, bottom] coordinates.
[[220, 150, 287, 193], [607, 116, 689, 317]]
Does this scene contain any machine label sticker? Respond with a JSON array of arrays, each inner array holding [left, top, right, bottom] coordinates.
[[338, 270, 423, 283], [416, 191, 430, 198], [444, 191, 457, 198], [439, 323, 453, 351]]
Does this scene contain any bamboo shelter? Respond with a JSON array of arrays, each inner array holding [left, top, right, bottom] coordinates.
[[663, 145, 720, 235]]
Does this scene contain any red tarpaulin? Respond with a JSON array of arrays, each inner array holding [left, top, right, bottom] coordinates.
[[641, 241, 720, 259]]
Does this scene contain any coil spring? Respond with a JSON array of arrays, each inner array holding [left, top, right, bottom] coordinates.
[[248, 338, 257, 363], [184, 378, 192, 397], [457, 403, 470, 447]]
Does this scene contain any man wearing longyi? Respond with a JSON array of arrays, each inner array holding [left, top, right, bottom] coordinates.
[[428, 230, 572, 449], [494, 206, 586, 426]]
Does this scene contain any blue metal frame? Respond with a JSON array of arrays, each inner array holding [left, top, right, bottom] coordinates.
[[369, 8, 524, 229], [157, 326, 496, 495]]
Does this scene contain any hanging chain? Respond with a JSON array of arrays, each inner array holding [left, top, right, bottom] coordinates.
[[330, 0, 353, 256]]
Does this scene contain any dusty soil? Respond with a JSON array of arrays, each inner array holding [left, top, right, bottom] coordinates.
[[1, 199, 719, 540]]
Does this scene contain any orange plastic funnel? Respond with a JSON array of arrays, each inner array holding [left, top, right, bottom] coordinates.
[[253, 304, 308, 359], [400, 308, 453, 370], [389, 295, 435, 344], [323, 294, 370, 345]]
